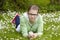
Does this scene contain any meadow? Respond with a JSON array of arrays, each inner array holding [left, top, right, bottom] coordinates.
[[0, 11, 60, 40]]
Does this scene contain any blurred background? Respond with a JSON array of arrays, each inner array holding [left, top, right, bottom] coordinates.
[[0, 0, 60, 13]]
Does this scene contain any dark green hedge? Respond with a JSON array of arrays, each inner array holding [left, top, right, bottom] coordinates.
[[0, 0, 60, 13]]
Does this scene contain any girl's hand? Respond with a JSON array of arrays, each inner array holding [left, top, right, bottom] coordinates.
[[33, 33, 37, 38]]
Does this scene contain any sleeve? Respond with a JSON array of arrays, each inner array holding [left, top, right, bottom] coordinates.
[[20, 16, 28, 37], [37, 15, 43, 36]]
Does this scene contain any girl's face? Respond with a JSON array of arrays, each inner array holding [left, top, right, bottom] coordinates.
[[28, 9, 38, 23]]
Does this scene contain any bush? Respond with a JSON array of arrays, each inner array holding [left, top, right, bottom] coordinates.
[[0, 0, 60, 13]]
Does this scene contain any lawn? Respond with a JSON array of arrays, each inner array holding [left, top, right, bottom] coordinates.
[[0, 11, 60, 40]]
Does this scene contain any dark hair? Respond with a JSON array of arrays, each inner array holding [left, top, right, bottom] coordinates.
[[28, 5, 39, 12]]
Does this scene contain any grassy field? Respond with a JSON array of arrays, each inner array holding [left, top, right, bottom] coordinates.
[[0, 11, 60, 40]]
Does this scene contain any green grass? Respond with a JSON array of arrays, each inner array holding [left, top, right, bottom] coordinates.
[[0, 11, 60, 40]]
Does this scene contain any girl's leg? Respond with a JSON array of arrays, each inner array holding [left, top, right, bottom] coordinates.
[[15, 15, 20, 32]]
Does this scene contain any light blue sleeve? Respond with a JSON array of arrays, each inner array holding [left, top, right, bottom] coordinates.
[[20, 16, 28, 37], [37, 15, 43, 36]]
